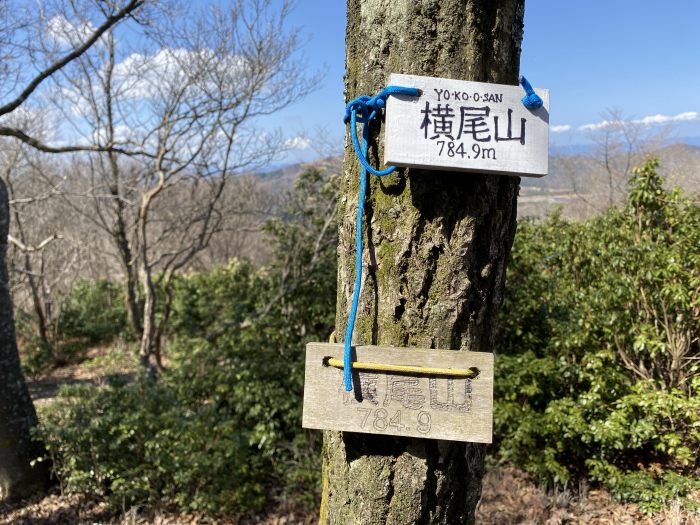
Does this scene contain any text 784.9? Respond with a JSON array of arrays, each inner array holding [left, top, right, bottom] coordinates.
[[357, 408, 432, 434]]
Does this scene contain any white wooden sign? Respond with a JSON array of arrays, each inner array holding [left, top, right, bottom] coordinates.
[[302, 343, 493, 443], [385, 73, 549, 177]]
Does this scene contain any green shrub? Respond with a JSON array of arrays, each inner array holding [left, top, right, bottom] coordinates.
[[37, 169, 337, 515], [19, 335, 56, 377], [589, 465, 700, 514], [38, 378, 266, 514], [14, 308, 56, 376], [169, 260, 262, 339], [39, 267, 324, 515], [58, 280, 129, 344], [494, 159, 700, 512]]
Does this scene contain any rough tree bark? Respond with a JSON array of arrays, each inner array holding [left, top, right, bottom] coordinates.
[[322, 1, 524, 523], [0, 179, 49, 500]]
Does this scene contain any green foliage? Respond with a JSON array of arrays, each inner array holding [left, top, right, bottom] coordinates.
[[57, 280, 129, 344], [263, 168, 339, 335], [38, 169, 338, 515], [38, 378, 265, 514], [169, 260, 262, 339], [495, 159, 700, 512], [587, 461, 700, 514], [19, 334, 57, 377], [15, 307, 52, 376], [18, 280, 130, 374], [161, 169, 339, 504], [39, 159, 699, 515]]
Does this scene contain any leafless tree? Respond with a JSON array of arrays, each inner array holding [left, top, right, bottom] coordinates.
[[2, 142, 60, 348], [0, 0, 146, 150], [205, 163, 341, 343], [1, 109, 121, 353], [566, 108, 671, 215], [191, 174, 278, 269], [44, 0, 320, 368], [0, 0, 148, 502]]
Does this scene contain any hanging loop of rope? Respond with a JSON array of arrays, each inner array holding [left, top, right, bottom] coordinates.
[[341, 85, 420, 392]]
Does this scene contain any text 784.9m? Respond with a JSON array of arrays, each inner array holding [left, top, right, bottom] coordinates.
[[436, 141, 496, 160]]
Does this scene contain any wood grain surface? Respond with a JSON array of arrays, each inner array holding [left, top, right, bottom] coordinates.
[[385, 73, 549, 177], [303, 343, 493, 443]]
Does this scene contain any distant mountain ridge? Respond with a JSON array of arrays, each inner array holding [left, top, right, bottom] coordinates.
[[254, 141, 699, 218], [255, 156, 342, 192], [524, 142, 700, 191]]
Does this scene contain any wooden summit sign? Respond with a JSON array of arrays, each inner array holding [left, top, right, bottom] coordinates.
[[385, 73, 549, 177], [302, 343, 493, 443]]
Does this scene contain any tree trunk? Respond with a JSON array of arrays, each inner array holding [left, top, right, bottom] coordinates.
[[153, 283, 174, 370], [108, 114, 143, 338], [112, 179, 142, 339], [117, 231, 142, 339], [322, 1, 524, 523], [21, 250, 49, 347], [138, 267, 157, 369], [137, 188, 158, 370], [124, 266, 143, 337], [0, 179, 49, 501]]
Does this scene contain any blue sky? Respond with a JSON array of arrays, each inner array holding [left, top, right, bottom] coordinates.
[[263, 0, 700, 163]]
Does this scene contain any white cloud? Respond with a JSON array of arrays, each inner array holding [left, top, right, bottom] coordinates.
[[284, 136, 312, 149], [112, 48, 189, 100], [0, 105, 70, 147], [46, 15, 96, 48], [90, 124, 134, 145], [579, 119, 619, 131], [112, 47, 248, 101], [632, 111, 698, 125], [579, 111, 699, 131], [674, 111, 699, 121], [550, 125, 571, 133]]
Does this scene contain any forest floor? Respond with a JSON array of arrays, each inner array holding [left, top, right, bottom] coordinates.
[[2, 348, 698, 525], [3, 466, 698, 524]]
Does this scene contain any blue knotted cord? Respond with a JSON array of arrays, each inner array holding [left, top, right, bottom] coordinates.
[[342, 85, 420, 392], [519, 75, 543, 109]]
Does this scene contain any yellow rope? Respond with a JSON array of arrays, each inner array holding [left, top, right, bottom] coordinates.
[[324, 357, 478, 378]]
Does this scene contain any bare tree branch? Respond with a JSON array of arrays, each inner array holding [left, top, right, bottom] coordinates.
[[8, 233, 62, 253], [0, 0, 145, 118], [0, 125, 149, 155]]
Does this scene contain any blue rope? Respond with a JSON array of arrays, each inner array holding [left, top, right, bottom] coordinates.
[[342, 85, 420, 392], [519, 75, 543, 109]]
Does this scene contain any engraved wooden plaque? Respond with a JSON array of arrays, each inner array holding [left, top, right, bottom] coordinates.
[[384, 73, 549, 177], [302, 343, 493, 443]]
